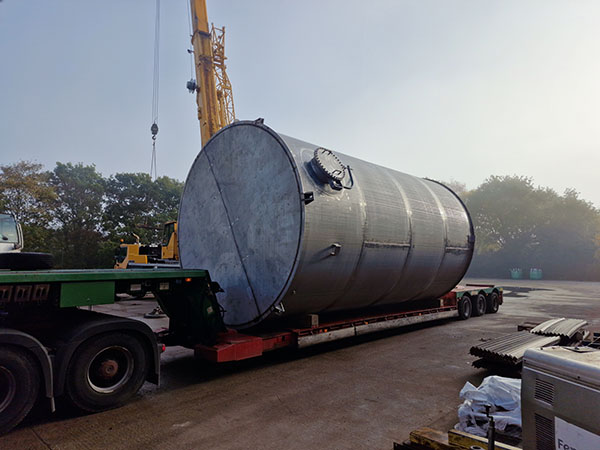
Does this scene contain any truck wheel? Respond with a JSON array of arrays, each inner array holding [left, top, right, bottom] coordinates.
[[472, 294, 487, 317], [458, 295, 472, 320], [0, 347, 40, 435], [66, 333, 148, 412], [486, 292, 500, 314]]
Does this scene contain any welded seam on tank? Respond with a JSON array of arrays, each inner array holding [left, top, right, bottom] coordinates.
[[424, 179, 471, 253], [413, 179, 449, 299], [426, 179, 475, 284], [203, 148, 261, 317], [251, 133, 306, 325], [322, 169, 368, 312], [369, 170, 414, 306]]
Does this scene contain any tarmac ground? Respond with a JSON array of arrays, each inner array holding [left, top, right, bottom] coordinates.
[[2, 278, 600, 449]]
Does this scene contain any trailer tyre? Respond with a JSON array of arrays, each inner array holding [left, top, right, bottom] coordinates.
[[458, 295, 472, 320], [472, 294, 487, 317], [66, 332, 148, 413], [486, 292, 500, 314], [0, 347, 40, 435]]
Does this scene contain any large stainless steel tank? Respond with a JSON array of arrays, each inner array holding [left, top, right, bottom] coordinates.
[[179, 121, 474, 328]]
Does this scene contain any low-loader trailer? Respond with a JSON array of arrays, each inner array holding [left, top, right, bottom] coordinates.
[[0, 268, 501, 434]]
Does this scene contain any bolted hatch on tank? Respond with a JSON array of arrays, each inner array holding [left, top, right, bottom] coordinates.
[[179, 120, 474, 329]]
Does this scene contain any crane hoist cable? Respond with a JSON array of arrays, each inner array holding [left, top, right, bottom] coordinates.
[[150, 0, 160, 181], [186, 0, 195, 81]]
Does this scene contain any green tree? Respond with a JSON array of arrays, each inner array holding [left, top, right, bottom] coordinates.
[[0, 161, 57, 252], [103, 173, 183, 245], [151, 176, 184, 229], [465, 176, 547, 255], [465, 175, 600, 280], [0, 161, 185, 269], [51, 162, 104, 230], [50, 162, 107, 268], [530, 189, 600, 280]]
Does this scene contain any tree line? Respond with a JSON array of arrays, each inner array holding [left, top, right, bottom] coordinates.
[[449, 175, 600, 281], [2, 161, 599, 280], [0, 161, 182, 268]]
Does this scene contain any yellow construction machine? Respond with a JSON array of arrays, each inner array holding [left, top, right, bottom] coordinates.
[[114, 221, 178, 269]]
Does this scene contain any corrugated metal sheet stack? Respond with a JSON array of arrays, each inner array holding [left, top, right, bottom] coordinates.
[[470, 318, 588, 370]]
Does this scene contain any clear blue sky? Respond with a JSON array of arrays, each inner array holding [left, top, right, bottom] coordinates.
[[2, 1, 600, 205]]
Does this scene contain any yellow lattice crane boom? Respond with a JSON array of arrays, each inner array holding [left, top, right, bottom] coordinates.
[[189, 0, 235, 146]]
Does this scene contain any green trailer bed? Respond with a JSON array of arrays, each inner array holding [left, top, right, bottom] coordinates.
[[0, 268, 207, 283], [0, 268, 210, 308]]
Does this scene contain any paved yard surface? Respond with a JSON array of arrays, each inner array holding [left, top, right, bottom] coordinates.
[[2, 278, 600, 449]]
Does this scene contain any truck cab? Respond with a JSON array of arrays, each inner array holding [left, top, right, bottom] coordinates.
[[0, 213, 23, 254]]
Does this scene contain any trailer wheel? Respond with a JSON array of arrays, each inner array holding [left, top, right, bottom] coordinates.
[[486, 292, 500, 314], [458, 295, 472, 320], [472, 294, 487, 317], [0, 347, 40, 435], [66, 332, 148, 412]]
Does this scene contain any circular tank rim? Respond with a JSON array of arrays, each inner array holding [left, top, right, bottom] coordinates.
[[426, 178, 476, 284], [178, 120, 307, 327]]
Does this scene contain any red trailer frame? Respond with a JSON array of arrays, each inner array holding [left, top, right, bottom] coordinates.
[[192, 285, 503, 363]]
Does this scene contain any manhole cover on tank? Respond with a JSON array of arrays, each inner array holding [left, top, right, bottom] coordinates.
[[312, 148, 346, 182]]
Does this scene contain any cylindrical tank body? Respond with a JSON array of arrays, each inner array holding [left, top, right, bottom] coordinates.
[[179, 121, 474, 328]]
